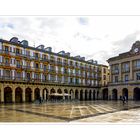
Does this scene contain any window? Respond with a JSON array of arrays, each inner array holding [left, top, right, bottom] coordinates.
[[124, 74, 129, 81], [16, 60, 20, 67], [113, 65, 119, 73], [35, 53, 38, 58], [5, 70, 11, 79], [16, 48, 20, 54], [75, 78, 79, 84], [135, 60, 140, 68], [58, 76, 62, 82], [103, 68, 106, 73], [44, 65, 47, 70], [5, 58, 9, 64], [103, 75, 106, 80], [35, 63, 39, 68], [122, 63, 129, 72], [16, 72, 21, 79], [64, 68, 67, 74], [43, 75, 47, 81], [44, 55, 46, 60], [70, 61, 73, 65], [70, 78, 73, 83], [136, 73, 140, 80], [26, 50, 30, 56], [114, 76, 118, 82], [35, 73, 40, 80], [5, 46, 9, 52]]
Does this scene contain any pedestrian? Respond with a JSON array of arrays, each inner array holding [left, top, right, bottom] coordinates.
[[121, 96, 124, 104], [39, 96, 42, 104]]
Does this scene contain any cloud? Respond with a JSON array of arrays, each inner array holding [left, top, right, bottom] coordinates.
[[1, 16, 140, 65], [77, 17, 89, 25], [74, 32, 101, 41], [112, 31, 140, 53]]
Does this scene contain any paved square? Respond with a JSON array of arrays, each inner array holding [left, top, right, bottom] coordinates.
[[0, 101, 140, 122]]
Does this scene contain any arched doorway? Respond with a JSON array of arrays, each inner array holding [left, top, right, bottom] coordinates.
[[4, 87, 12, 103], [15, 87, 22, 103], [50, 88, 56, 100], [122, 88, 128, 100], [64, 89, 68, 100], [133, 87, 140, 100], [34, 88, 40, 100], [85, 90, 88, 101], [25, 88, 32, 102], [75, 89, 79, 100], [112, 89, 118, 100], [80, 90, 83, 101], [102, 88, 108, 100], [93, 90, 96, 100], [50, 88, 55, 94], [43, 88, 48, 100], [97, 91, 99, 100], [89, 90, 92, 100]]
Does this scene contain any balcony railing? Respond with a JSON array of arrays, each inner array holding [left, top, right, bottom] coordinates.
[[122, 68, 130, 73], [112, 69, 119, 74], [0, 76, 99, 87], [133, 66, 140, 71]]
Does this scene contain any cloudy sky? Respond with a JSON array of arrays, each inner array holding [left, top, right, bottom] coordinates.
[[0, 16, 140, 65]]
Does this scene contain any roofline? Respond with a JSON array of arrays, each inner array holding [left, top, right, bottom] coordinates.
[[0, 38, 101, 66]]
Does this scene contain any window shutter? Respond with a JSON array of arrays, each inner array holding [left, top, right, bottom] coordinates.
[[11, 59, 12, 64]]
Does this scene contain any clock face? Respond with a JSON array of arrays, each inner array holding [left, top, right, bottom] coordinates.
[[134, 48, 139, 53]]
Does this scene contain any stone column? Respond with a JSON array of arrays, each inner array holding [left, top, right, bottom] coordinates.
[[82, 93, 85, 100], [130, 61, 133, 81], [22, 87, 26, 102], [12, 87, 15, 103], [40, 89, 43, 98], [108, 88, 112, 100], [119, 63, 122, 82], [110, 66, 112, 82], [63, 93, 65, 100], [1, 85, 4, 103], [129, 86, 133, 100], [31, 87, 35, 102], [44, 90, 47, 100]]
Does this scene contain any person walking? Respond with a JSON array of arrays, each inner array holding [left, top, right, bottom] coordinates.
[[122, 96, 125, 105]]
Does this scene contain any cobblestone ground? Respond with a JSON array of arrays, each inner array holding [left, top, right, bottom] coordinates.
[[0, 101, 140, 122]]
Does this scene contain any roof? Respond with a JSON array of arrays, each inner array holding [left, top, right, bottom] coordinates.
[[0, 38, 104, 66]]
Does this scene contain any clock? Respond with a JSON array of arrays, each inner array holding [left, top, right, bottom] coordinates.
[[134, 48, 139, 53]]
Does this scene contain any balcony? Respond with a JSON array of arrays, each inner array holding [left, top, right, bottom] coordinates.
[[122, 68, 130, 73], [63, 62, 68, 66], [133, 66, 140, 71], [49, 69, 56, 74], [40, 58, 49, 63], [0, 75, 96, 87], [16, 65, 22, 69], [112, 69, 119, 74]]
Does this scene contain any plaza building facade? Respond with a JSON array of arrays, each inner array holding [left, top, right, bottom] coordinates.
[[108, 41, 140, 101], [0, 37, 108, 103]]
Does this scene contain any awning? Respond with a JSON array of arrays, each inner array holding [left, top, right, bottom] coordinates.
[[49, 93, 70, 96]]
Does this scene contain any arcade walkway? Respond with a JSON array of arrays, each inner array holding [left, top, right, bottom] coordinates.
[[0, 101, 140, 122]]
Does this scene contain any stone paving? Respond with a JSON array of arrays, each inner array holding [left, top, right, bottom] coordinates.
[[0, 101, 140, 122]]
